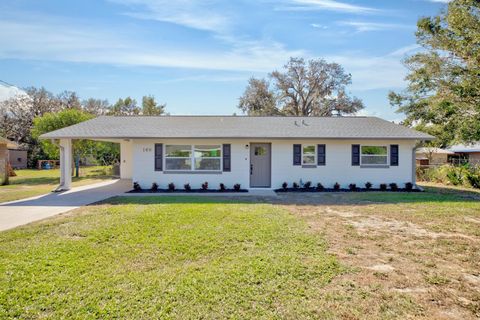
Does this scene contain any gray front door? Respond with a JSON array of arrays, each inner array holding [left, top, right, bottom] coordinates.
[[250, 143, 271, 188]]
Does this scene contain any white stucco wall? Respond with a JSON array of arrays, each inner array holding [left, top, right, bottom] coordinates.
[[131, 139, 416, 190]]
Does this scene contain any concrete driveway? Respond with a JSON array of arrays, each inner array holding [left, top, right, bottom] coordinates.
[[0, 179, 131, 231]]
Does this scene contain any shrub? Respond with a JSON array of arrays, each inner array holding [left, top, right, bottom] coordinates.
[[151, 182, 158, 191], [316, 182, 324, 191], [405, 182, 413, 191], [133, 182, 141, 191], [282, 182, 288, 190], [184, 183, 191, 191], [234, 183, 241, 191], [389, 183, 398, 191], [219, 183, 226, 191], [168, 182, 175, 191], [349, 183, 357, 191], [304, 181, 312, 189], [333, 182, 340, 191], [201, 182, 209, 190], [293, 182, 299, 189], [365, 182, 372, 190], [467, 171, 480, 188], [380, 183, 387, 191]]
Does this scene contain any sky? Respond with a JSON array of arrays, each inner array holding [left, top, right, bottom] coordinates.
[[0, 0, 449, 121]]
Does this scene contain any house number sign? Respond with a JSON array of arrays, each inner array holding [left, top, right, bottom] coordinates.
[[142, 147, 152, 152]]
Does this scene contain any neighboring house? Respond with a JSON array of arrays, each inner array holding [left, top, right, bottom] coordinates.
[[415, 147, 454, 166], [448, 143, 480, 165], [0, 137, 18, 185], [40, 116, 433, 191], [8, 149, 27, 169]]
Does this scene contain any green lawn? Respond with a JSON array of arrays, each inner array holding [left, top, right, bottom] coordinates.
[[0, 166, 114, 203], [1, 187, 479, 319], [0, 198, 341, 319]]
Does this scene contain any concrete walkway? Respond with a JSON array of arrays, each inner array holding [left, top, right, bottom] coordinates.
[[0, 179, 132, 231]]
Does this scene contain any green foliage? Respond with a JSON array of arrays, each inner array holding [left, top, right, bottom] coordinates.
[[109, 97, 140, 115], [31, 109, 119, 165], [417, 164, 480, 188], [142, 95, 166, 116], [389, 0, 480, 146], [32, 109, 94, 159]]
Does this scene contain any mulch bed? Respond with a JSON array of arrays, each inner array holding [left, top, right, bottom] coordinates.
[[275, 188, 421, 193], [128, 189, 249, 194]]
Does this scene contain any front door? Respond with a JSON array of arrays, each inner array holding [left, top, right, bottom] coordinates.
[[250, 143, 271, 188]]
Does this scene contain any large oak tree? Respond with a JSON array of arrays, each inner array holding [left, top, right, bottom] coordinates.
[[238, 57, 364, 116]]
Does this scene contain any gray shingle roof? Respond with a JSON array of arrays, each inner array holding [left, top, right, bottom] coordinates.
[[40, 116, 434, 140]]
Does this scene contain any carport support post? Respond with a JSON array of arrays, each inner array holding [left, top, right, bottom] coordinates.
[[58, 138, 72, 191]]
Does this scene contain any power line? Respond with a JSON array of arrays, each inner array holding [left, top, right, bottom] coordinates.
[[0, 79, 17, 88]]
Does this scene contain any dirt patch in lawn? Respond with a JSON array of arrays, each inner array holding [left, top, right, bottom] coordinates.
[[282, 196, 480, 319]]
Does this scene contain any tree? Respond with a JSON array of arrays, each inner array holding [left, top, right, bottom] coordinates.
[[389, 0, 480, 147], [57, 91, 82, 109], [109, 97, 140, 115], [142, 95, 166, 115], [32, 109, 96, 177], [238, 78, 278, 115], [238, 57, 364, 116], [82, 98, 110, 115]]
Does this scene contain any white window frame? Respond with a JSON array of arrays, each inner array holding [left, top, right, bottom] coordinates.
[[360, 145, 389, 166], [164, 144, 222, 172], [302, 144, 316, 165]]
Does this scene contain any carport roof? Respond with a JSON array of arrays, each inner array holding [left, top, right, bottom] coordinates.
[[40, 116, 434, 140]]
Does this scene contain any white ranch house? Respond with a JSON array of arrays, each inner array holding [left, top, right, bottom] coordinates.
[[40, 116, 433, 191]]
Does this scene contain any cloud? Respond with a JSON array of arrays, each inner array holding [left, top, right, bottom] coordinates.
[[388, 44, 421, 57], [109, 0, 230, 32], [325, 47, 411, 91], [0, 14, 304, 72], [310, 23, 328, 29], [338, 21, 413, 32], [279, 0, 380, 14]]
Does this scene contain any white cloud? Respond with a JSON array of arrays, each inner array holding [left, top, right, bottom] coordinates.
[[0, 15, 304, 72], [310, 23, 328, 29], [280, 0, 380, 14], [109, 0, 230, 32], [325, 48, 410, 91], [388, 44, 421, 57], [338, 21, 413, 32]]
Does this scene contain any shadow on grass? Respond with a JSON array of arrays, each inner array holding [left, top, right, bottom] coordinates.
[[98, 184, 480, 207]]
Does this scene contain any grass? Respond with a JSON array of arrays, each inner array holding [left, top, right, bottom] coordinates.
[[285, 185, 480, 319], [1, 185, 479, 318], [0, 166, 114, 203], [0, 198, 341, 319]]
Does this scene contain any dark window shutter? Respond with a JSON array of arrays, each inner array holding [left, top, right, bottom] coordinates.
[[352, 144, 360, 166], [154, 143, 163, 171], [293, 144, 301, 165], [317, 144, 326, 166], [390, 144, 399, 166], [223, 144, 231, 172]]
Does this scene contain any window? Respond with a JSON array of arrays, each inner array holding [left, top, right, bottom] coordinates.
[[254, 146, 267, 156], [165, 145, 191, 170], [194, 145, 221, 171], [302, 145, 316, 165], [361, 146, 388, 165], [165, 145, 221, 171]]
